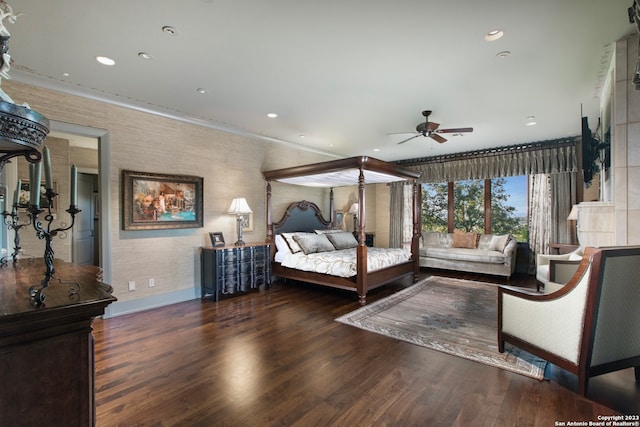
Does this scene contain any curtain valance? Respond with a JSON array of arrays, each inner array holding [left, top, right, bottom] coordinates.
[[396, 137, 578, 183]]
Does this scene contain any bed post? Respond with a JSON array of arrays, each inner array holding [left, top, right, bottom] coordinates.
[[266, 181, 275, 258], [329, 187, 335, 227], [356, 168, 368, 304], [412, 179, 421, 282]]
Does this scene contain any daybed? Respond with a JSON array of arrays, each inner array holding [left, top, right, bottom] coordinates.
[[419, 231, 517, 278], [263, 156, 422, 304]]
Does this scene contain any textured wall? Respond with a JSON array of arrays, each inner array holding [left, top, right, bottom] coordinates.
[[4, 80, 334, 308]]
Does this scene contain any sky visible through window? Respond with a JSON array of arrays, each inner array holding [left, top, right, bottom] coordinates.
[[501, 175, 527, 218]]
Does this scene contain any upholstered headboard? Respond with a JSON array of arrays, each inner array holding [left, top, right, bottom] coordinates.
[[272, 200, 331, 234]]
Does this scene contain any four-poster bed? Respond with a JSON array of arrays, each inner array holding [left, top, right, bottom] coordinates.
[[262, 156, 422, 304]]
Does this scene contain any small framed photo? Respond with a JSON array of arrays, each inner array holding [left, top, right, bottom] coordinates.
[[209, 232, 225, 247]]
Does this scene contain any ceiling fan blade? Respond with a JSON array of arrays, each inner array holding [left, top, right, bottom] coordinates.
[[431, 134, 447, 144], [436, 127, 473, 134], [397, 134, 420, 145], [427, 121, 440, 132]]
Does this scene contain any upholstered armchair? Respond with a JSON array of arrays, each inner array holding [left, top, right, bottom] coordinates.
[[499, 246, 640, 396], [535, 246, 583, 292]]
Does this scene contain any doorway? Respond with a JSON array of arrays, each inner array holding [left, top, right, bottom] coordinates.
[[73, 172, 99, 265]]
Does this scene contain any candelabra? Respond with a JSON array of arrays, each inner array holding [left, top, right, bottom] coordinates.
[[0, 205, 31, 267], [27, 187, 81, 304]]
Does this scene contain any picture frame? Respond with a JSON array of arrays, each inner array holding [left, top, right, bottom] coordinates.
[[335, 211, 344, 228], [209, 232, 225, 247], [19, 181, 56, 212], [122, 170, 203, 230], [241, 212, 253, 232]]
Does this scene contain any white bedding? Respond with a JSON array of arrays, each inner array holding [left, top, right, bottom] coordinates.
[[277, 247, 410, 277]]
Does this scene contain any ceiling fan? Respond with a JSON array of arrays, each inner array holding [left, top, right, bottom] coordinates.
[[395, 110, 473, 144]]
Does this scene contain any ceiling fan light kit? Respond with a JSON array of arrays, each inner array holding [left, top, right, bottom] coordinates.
[[396, 110, 473, 145]]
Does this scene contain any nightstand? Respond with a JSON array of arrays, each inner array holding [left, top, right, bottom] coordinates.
[[200, 242, 271, 301]]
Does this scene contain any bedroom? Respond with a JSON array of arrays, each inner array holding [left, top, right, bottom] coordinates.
[[0, 0, 638, 424]]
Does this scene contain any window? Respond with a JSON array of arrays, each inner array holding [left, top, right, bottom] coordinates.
[[422, 175, 528, 241], [491, 176, 528, 242]]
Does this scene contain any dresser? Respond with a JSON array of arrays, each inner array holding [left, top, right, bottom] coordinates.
[[0, 259, 116, 427], [200, 242, 271, 301]]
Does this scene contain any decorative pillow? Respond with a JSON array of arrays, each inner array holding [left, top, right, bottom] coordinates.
[[452, 229, 479, 249], [293, 233, 335, 255], [275, 234, 291, 255], [326, 231, 358, 250], [489, 234, 511, 252], [281, 232, 312, 254], [315, 229, 342, 234]]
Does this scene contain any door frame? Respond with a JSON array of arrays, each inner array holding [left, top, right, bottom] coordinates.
[[50, 120, 112, 285]]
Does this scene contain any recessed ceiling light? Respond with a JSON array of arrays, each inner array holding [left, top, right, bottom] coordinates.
[[96, 56, 115, 66], [196, 88, 207, 94], [299, 134, 305, 138], [138, 52, 152, 60], [373, 148, 380, 152], [485, 29, 504, 41], [162, 26, 179, 36], [267, 113, 278, 118], [62, 72, 70, 77], [526, 116, 537, 126], [496, 50, 511, 58]]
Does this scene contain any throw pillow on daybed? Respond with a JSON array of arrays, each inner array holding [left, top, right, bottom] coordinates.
[[326, 231, 358, 250], [489, 234, 511, 252], [293, 233, 335, 255], [452, 229, 479, 249]]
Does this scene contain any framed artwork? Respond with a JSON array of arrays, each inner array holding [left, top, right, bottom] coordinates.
[[209, 232, 225, 247], [122, 170, 203, 230], [19, 181, 56, 212], [241, 213, 253, 231], [335, 211, 344, 228]]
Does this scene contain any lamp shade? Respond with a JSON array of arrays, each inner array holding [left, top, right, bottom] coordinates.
[[347, 203, 359, 215], [227, 197, 252, 215], [567, 204, 579, 221]]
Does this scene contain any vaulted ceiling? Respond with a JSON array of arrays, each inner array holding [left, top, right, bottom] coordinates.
[[6, 0, 635, 162]]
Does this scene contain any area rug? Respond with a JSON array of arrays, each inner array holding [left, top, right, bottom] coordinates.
[[335, 276, 547, 380]]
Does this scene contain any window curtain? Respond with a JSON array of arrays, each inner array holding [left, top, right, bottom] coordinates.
[[528, 174, 551, 273], [402, 184, 413, 250], [550, 171, 578, 246], [389, 182, 414, 249], [389, 182, 403, 248], [401, 138, 578, 183], [528, 171, 578, 272]]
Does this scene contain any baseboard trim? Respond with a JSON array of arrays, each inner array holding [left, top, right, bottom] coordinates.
[[104, 288, 199, 318]]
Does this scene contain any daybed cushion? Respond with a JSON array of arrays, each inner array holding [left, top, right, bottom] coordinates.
[[326, 232, 358, 250], [293, 233, 335, 255], [421, 247, 507, 264]]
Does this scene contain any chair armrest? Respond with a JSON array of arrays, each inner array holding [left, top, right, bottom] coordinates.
[[536, 252, 571, 267], [549, 259, 581, 283]]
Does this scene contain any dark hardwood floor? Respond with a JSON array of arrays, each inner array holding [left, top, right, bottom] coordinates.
[[93, 270, 640, 426]]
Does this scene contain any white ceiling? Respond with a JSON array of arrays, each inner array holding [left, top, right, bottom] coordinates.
[[5, 0, 636, 162]]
